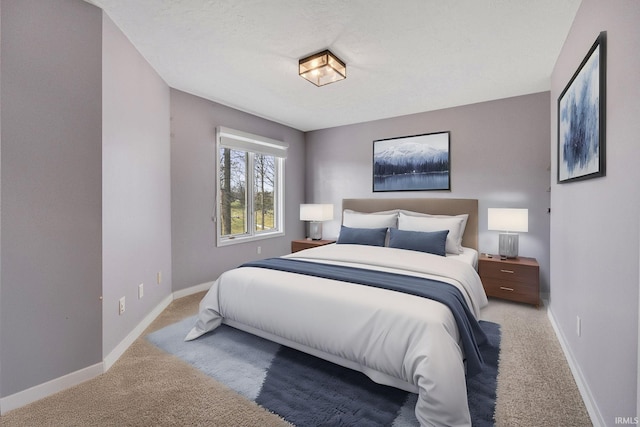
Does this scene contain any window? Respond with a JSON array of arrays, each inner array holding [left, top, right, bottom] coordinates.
[[216, 127, 287, 246]]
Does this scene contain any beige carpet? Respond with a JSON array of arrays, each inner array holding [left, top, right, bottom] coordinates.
[[481, 299, 592, 426], [1, 294, 591, 426]]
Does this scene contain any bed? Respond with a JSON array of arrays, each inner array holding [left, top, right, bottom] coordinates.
[[186, 198, 488, 426]]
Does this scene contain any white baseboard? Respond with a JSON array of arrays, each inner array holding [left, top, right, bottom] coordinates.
[[547, 306, 604, 427], [173, 281, 213, 299], [0, 281, 212, 415], [103, 293, 174, 370], [0, 362, 103, 415]]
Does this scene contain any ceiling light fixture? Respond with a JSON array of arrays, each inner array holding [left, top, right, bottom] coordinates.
[[298, 50, 346, 87]]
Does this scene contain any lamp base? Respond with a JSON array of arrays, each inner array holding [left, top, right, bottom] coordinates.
[[498, 232, 519, 258], [308, 222, 323, 240]]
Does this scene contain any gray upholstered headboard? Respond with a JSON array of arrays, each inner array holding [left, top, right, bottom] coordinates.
[[342, 198, 479, 250]]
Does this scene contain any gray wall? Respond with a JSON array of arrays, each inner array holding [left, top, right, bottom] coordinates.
[[101, 14, 172, 356], [0, 0, 102, 396], [0, 0, 303, 402], [170, 89, 306, 291], [549, 0, 640, 423], [305, 92, 552, 293]]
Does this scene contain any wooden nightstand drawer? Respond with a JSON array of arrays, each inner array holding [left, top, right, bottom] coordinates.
[[482, 277, 539, 306], [479, 261, 538, 284]]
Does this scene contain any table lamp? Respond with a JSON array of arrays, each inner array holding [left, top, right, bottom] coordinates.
[[488, 208, 528, 258], [300, 204, 334, 240]]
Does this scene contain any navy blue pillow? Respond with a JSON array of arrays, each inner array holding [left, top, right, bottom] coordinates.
[[336, 226, 388, 247], [388, 228, 449, 256]]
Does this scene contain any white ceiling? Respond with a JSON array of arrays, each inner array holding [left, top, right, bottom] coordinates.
[[86, 0, 581, 132]]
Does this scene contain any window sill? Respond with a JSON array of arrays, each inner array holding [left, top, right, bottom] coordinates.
[[217, 231, 285, 247]]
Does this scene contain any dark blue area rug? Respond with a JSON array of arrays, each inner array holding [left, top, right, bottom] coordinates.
[[147, 317, 500, 426]]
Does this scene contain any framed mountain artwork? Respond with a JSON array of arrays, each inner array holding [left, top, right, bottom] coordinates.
[[373, 131, 450, 192]]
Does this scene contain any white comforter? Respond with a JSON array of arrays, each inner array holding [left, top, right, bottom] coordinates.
[[186, 244, 488, 427]]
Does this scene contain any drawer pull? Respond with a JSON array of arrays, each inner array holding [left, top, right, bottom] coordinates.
[[500, 269, 515, 274], [499, 286, 514, 292]]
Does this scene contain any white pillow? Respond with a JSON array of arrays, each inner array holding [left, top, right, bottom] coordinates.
[[398, 210, 469, 251], [342, 209, 398, 229], [398, 212, 466, 254]]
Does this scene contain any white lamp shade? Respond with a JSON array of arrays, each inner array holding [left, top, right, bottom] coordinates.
[[300, 204, 334, 222], [487, 208, 528, 232]]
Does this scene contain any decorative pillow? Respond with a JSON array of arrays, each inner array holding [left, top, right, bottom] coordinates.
[[398, 210, 469, 252], [398, 212, 465, 254], [388, 228, 449, 256], [342, 209, 398, 229], [336, 226, 388, 247]]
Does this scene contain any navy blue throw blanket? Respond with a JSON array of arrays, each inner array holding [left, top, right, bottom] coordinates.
[[240, 257, 487, 377]]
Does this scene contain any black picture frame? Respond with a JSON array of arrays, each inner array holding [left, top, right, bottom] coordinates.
[[373, 131, 450, 192], [557, 31, 606, 183]]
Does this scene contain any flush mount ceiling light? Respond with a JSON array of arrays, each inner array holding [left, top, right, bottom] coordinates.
[[298, 50, 346, 87]]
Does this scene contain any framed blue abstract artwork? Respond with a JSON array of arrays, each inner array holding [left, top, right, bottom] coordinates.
[[558, 31, 606, 183], [373, 131, 450, 192]]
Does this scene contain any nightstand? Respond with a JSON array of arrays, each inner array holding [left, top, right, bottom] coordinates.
[[478, 254, 540, 308], [291, 239, 336, 253]]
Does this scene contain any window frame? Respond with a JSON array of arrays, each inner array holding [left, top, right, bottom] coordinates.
[[215, 126, 287, 247]]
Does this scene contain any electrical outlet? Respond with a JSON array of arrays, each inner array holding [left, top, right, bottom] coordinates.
[[157, 271, 162, 285], [138, 283, 144, 299], [119, 297, 126, 315], [257, 246, 262, 254], [576, 316, 581, 337]]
